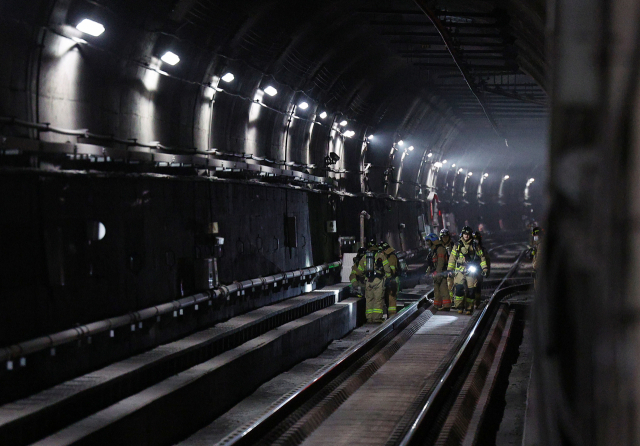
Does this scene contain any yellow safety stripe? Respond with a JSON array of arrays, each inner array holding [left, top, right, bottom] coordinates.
[[386, 273, 392, 278], [365, 309, 373, 314], [447, 263, 455, 269], [358, 265, 364, 271], [372, 309, 384, 313], [388, 307, 396, 311], [480, 261, 487, 268], [390, 265, 396, 271], [382, 260, 389, 265], [350, 278, 357, 283]]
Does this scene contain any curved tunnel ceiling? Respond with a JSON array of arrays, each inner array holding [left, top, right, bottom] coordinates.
[[0, 0, 548, 199]]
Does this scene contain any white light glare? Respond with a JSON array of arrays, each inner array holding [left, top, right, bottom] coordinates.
[[161, 51, 180, 66], [221, 72, 235, 82], [529, 178, 535, 182], [299, 102, 309, 110], [367, 135, 374, 140], [397, 140, 404, 146], [344, 130, 356, 138], [264, 86, 278, 96], [408, 146, 415, 151], [483, 173, 489, 178], [434, 162, 443, 168], [468, 172, 473, 177], [319, 111, 327, 119], [458, 168, 463, 173], [442, 160, 448, 164], [76, 19, 105, 37], [468, 265, 477, 273], [427, 152, 433, 158], [503, 175, 510, 180], [340, 120, 348, 126]]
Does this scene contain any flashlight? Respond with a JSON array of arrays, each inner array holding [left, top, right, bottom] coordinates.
[[468, 266, 477, 273]]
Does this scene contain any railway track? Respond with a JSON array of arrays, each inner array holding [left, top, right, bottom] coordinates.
[[211, 244, 532, 446]]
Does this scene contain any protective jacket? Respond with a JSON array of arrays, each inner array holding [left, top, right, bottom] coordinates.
[[441, 237, 454, 257], [383, 247, 399, 278], [429, 240, 448, 273], [532, 241, 543, 271], [349, 253, 365, 286], [357, 250, 393, 281], [447, 238, 488, 274]]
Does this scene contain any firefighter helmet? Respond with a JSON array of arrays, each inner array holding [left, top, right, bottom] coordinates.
[[532, 226, 541, 235], [461, 226, 473, 236], [440, 228, 450, 237], [367, 239, 377, 250], [425, 233, 439, 243]]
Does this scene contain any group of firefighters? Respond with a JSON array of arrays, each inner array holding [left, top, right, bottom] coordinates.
[[349, 225, 542, 323], [348, 240, 401, 323]]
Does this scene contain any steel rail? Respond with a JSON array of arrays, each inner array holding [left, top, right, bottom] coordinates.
[[219, 292, 432, 446], [396, 249, 529, 446]]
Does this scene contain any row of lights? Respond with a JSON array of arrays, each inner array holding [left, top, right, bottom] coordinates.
[[75, 19, 349, 131]]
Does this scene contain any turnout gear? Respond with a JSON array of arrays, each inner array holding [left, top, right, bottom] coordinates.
[[472, 231, 489, 306], [357, 250, 392, 322], [382, 243, 400, 316], [349, 247, 367, 296], [531, 228, 543, 290], [427, 239, 451, 310], [447, 235, 488, 313]]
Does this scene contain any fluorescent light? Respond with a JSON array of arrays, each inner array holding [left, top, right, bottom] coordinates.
[[483, 173, 489, 178], [434, 162, 443, 168], [161, 51, 180, 65], [299, 102, 309, 110], [367, 135, 374, 140], [397, 140, 404, 146], [339, 120, 348, 126], [319, 111, 327, 119], [221, 72, 235, 82], [468, 172, 473, 176], [264, 86, 278, 96], [408, 146, 414, 151], [344, 130, 355, 137], [76, 19, 105, 37], [503, 175, 510, 180]]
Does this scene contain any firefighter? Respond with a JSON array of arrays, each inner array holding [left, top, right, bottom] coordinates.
[[357, 240, 392, 323], [349, 247, 367, 297], [425, 233, 450, 310], [472, 231, 489, 307], [447, 226, 488, 315], [440, 228, 456, 308], [380, 241, 399, 317]]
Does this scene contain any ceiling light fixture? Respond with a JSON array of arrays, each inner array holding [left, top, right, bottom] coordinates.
[[339, 120, 348, 126], [503, 175, 510, 180], [344, 130, 355, 137], [160, 51, 180, 66], [319, 111, 327, 119], [264, 86, 278, 96], [483, 173, 489, 178], [397, 140, 404, 146], [434, 162, 443, 168], [408, 146, 414, 151], [76, 19, 105, 36], [299, 102, 309, 110], [367, 135, 374, 140], [221, 72, 235, 82], [468, 172, 473, 176], [427, 152, 433, 158]]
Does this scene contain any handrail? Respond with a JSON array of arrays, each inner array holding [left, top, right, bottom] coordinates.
[[0, 261, 340, 362], [396, 249, 528, 446]]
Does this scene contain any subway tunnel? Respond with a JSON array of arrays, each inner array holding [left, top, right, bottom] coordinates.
[[0, 0, 637, 445]]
